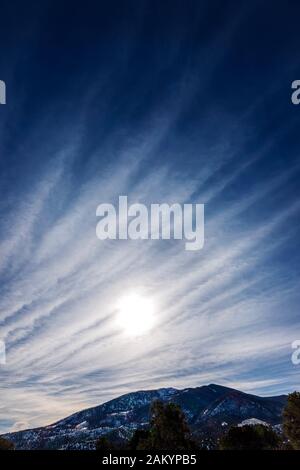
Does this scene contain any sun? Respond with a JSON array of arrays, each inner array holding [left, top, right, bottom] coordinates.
[[116, 293, 156, 336]]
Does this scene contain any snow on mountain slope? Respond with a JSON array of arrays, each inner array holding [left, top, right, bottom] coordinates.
[[1, 384, 286, 449], [238, 418, 269, 427]]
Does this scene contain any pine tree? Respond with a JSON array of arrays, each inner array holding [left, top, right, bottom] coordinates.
[[219, 424, 280, 450], [131, 400, 196, 450], [0, 437, 14, 450], [128, 429, 150, 450], [95, 436, 116, 450], [283, 391, 300, 450]]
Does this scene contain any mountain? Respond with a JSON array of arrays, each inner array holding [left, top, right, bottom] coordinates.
[[2, 384, 287, 449]]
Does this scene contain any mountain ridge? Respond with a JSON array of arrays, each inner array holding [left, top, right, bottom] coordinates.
[[2, 383, 287, 449]]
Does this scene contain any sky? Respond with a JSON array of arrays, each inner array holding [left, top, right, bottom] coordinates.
[[0, 0, 300, 433]]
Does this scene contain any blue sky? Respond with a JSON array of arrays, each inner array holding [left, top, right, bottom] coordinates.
[[0, 0, 300, 433]]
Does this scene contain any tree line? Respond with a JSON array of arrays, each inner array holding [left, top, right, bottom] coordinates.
[[1, 391, 299, 451]]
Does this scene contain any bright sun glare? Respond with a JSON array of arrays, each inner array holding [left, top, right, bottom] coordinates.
[[116, 293, 156, 336]]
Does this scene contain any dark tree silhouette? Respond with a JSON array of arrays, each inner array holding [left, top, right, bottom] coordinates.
[[128, 429, 150, 450], [219, 424, 281, 450], [283, 391, 300, 450], [95, 436, 116, 451], [0, 437, 14, 450], [130, 400, 196, 450]]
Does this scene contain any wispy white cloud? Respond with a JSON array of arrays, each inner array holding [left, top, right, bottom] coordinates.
[[1, 106, 299, 433]]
